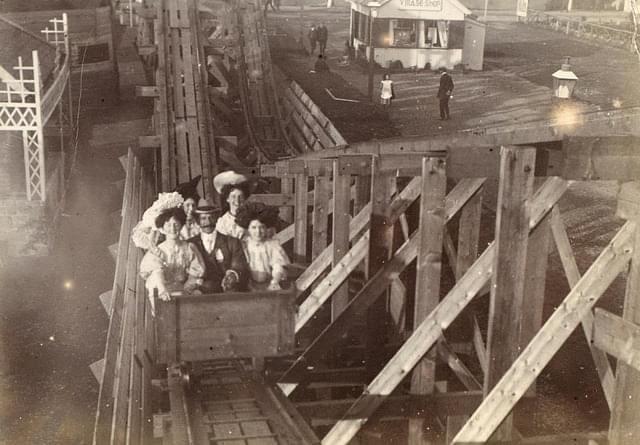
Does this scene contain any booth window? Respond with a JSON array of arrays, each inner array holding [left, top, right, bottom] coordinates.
[[392, 19, 417, 48], [423, 20, 449, 48]]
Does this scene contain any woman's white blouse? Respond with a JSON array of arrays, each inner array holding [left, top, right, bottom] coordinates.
[[243, 238, 290, 284], [215, 212, 246, 239]]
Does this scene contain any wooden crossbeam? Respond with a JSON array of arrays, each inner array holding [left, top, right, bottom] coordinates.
[[280, 178, 486, 385], [549, 205, 615, 408], [453, 221, 635, 443], [319, 176, 567, 445], [593, 309, 640, 372]]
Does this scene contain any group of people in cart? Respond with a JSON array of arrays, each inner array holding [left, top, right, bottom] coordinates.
[[131, 171, 291, 310]]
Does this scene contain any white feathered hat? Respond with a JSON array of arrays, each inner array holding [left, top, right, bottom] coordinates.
[[213, 170, 248, 194]]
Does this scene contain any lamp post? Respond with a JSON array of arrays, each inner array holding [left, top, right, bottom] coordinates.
[[367, 3, 379, 101], [552, 57, 578, 99]]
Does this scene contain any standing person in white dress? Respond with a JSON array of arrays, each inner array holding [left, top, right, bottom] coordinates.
[[213, 171, 252, 239], [380, 73, 394, 108], [235, 203, 290, 291]]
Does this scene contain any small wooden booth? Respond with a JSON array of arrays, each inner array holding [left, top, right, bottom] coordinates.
[[348, 0, 486, 70]]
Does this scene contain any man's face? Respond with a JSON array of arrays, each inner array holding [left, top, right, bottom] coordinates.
[[199, 213, 217, 233]]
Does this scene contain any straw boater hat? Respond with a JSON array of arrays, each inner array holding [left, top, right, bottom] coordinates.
[[213, 170, 249, 195], [194, 198, 222, 216]]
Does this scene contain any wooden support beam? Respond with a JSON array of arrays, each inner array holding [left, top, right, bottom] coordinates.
[[293, 173, 308, 264], [409, 156, 447, 444], [312, 176, 331, 260], [483, 146, 536, 441], [296, 392, 483, 421], [549, 205, 615, 408], [366, 160, 394, 378], [99, 290, 113, 315], [320, 176, 567, 445], [331, 160, 352, 320], [247, 193, 295, 207], [280, 178, 486, 386], [454, 221, 635, 443], [520, 201, 551, 397], [609, 184, 640, 445], [594, 309, 640, 372]]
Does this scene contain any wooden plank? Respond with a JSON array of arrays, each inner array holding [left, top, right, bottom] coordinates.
[[281, 178, 487, 385], [296, 233, 369, 332], [594, 309, 640, 372], [293, 173, 308, 263], [111, 170, 144, 445], [549, 206, 614, 408], [319, 176, 568, 445], [454, 221, 635, 443], [153, 13, 170, 192], [483, 147, 536, 441], [312, 176, 331, 259], [520, 208, 551, 397], [365, 162, 394, 378], [409, 156, 447, 445], [609, 187, 640, 445], [617, 181, 640, 220], [437, 339, 482, 391], [456, 187, 483, 279], [93, 151, 136, 445], [332, 161, 351, 320]]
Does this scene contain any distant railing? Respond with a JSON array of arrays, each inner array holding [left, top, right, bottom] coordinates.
[[527, 9, 636, 53]]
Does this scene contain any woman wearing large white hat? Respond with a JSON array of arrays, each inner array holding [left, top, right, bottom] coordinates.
[[213, 170, 252, 239]]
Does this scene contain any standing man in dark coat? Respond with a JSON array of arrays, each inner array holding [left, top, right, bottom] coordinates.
[[317, 23, 328, 55], [188, 201, 249, 292], [436, 67, 454, 120]]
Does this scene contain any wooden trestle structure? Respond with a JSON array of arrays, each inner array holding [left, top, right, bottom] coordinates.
[[94, 1, 640, 444]]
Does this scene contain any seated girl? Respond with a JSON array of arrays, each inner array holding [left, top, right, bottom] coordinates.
[[235, 203, 290, 291], [139, 206, 206, 310]]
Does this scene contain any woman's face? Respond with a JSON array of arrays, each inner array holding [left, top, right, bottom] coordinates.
[[248, 219, 267, 242], [162, 216, 183, 239], [183, 198, 196, 218], [227, 188, 245, 215]]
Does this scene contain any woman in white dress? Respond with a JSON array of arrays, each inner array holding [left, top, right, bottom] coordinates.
[[139, 207, 206, 310], [236, 203, 290, 291], [213, 171, 252, 239]]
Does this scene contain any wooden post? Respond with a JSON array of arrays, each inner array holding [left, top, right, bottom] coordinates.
[[483, 146, 535, 441], [446, 184, 483, 441], [609, 181, 640, 444], [293, 173, 309, 264], [408, 156, 447, 444], [312, 176, 331, 259], [366, 158, 394, 378], [280, 177, 294, 224], [331, 160, 351, 320]]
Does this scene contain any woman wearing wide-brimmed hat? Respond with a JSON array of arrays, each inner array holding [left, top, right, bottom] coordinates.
[[213, 170, 252, 239], [138, 198, 205, 311], [235, 202, 290, 291]]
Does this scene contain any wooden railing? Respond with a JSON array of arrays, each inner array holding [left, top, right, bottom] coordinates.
[[527, 9, 636, 53], [93, 149, 156, 445]]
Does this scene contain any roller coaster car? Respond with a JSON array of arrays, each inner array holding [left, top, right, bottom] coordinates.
[[155, 288, 296, 369]]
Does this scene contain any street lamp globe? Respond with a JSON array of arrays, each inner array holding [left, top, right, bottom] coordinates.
[[552, 57, 578, 99]]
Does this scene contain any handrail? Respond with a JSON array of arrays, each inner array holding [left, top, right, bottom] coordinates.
[[41, 53, 70, 124]]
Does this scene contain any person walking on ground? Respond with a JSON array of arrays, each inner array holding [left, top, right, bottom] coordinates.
[[436, 67, 454, 120], [317, 23, 328, 55], [380, 73, 394, 108], [308, 24, 318, 55]]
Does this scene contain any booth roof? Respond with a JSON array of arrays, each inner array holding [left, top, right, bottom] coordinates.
[[348, 0, 471, 16]]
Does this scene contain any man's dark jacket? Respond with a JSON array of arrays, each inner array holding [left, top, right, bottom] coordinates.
[[437, 73, 454, 99], [188, 232, 248, 292]]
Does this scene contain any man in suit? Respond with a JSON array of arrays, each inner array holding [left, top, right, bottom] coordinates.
[[187, 201, 248, 293], [436, 67, 454, 120]]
